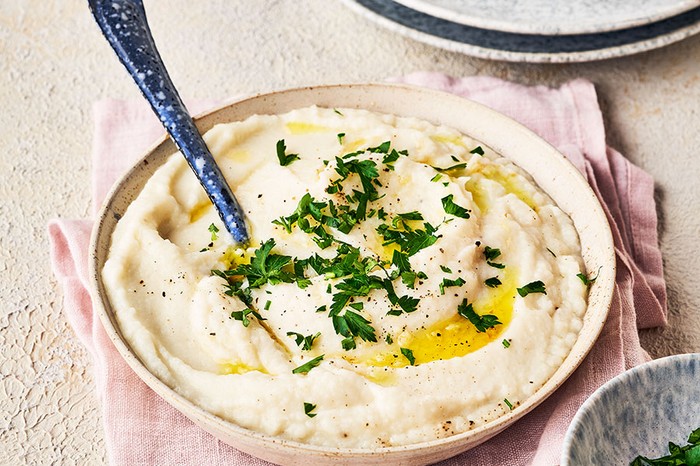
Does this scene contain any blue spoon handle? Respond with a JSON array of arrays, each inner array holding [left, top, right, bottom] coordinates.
[[88, 0, 249, 244]]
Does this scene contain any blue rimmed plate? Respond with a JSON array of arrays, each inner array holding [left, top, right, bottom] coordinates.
[[341, 0, 700, 62]]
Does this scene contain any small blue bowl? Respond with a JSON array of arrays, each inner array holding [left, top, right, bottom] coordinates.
[[562, 353, 700, 465]]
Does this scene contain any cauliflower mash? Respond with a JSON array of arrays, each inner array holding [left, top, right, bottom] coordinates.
[[102, 106, 588, 447]]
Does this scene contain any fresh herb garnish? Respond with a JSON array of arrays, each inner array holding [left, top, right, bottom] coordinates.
[[432, 162, 467, 173], [303, 402, 317, 418], [517, 280, 547, 297], [440, 265, 452, 273], [504, 398, 514, 410], [441, 194, 471, 219], [483, 246, 505, 269], [577, 267, 601, 287], [385, 333, 393, 345], [457, 299, 501, 332], [287, 331, 321, 351], [439, 277, 465, 295], [502, 339, 511, 348], [400, 347, 416, 365], [264, 300, 272, 310], [225, 239, 295, 289], [377, 221, 439, 257], [337, 132, 345, 144], [276, 139, 300, 166], [292, 354, 324, 374], [230, 308, 266, 327], [630, 426, 700, 466], [470, 146, 484, 155], [208, 223, 219, 241], [485, 277, 502, 288], [430, 173, 443, 182]]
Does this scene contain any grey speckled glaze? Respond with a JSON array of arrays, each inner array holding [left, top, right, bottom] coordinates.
[[395, 0, 700, 35], [342, 0, 700, 63], [88, 0, 248, 243], [562, 353, 700, 466]]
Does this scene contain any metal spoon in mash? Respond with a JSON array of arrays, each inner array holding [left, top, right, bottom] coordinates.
[[88, 0, 249, 244]]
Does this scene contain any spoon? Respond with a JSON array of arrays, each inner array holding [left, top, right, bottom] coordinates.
[[88, 0, 249, 244]]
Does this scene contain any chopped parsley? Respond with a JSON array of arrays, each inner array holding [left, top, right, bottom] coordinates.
[[457, 299, 501, 332], [502, 339, 511, 348], [264, 300, 271, 310], [440, 265, 452, 274], [485, 277, 502, 288], [276, 139, 300, 166], [221, 239, 296, 289], [230, 308, 265, 327], [400, 347, 416, 365], [577, 267, 601, 287], [292, 354, 324, 374], [303, 402, 317, 418], [208, 223, 219, 241], [630, 426, 700, 466], [441, 194, 471, 219], [287, 331, 321, 351], [431, 162, 467, 173], [483, 246, 505, 269], [517, 280, 547, 297], [337, 132, 345, 144], [439, 277, 465, 295], [504, 398, 514, 410], [385, 333, 393, 345], [377, 220, 440, 257], [430, 173, 442, 183], [470, 146, 484, 155]]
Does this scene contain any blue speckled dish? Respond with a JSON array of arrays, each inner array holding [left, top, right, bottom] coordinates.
[[562, 353, 700, 466]]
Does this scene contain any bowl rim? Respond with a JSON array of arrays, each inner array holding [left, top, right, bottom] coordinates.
[[89, 82, 616, 462], [561, 352, 700, 465]]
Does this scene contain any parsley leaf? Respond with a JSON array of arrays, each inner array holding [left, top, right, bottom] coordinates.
[[439, 277, 465, 295], [431, 162, 467, 173], [470, 146, 484, 155], [457, 299, 501, 332], [304, 402, 317, 418], [292, 354, 324, 374], [227, 239, 295, 289], [517, 280, 547, 297], [287, 331, 321, 351], [502, 339, 511, 348], [208, 223, 219, 241], [337, 133, 345, 144], [276, 139, 300, 166], [230, 308, 265, 327], [577, 267, 601, 287], [483, 246, 505, 269], [400, 347, 416, 365], [441, 194, 471, 219], [485, 277, 502, 288], [377, 221, 439, 257]]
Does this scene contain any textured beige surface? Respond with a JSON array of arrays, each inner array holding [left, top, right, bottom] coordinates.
[[0, 1, 698, 464]]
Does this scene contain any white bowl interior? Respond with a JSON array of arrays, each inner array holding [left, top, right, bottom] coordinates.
[[90, 83, 615, 465]]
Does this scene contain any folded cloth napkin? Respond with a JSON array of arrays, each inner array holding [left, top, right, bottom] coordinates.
[[48, 73, 667, 466]]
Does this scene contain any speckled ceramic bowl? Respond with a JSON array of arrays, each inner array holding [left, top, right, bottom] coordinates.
[[562, 353, 700, 466], [89, 83, 615, 465]]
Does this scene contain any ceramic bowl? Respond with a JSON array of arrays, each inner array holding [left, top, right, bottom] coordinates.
[[562, 353, 700, 466], [89, 83, 615, 465]]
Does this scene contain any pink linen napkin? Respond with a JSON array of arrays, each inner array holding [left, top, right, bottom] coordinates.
[[48, 73, 667, 466]]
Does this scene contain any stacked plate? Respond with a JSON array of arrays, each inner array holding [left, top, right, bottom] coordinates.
[[341, 0, 700, 62]]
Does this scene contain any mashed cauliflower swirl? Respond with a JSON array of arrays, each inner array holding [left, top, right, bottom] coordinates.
[[102, 106, 588, 448]]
